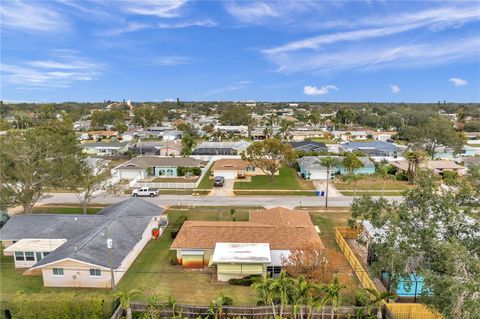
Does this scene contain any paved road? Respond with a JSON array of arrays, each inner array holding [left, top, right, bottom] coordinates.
[[39, 193, 403, 209]]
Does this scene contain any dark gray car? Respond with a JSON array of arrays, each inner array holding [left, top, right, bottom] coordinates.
[[213, 176, 225, 187]]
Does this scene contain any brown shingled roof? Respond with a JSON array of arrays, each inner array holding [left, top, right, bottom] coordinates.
[[171, 207, 324, 250], [212, 159, 248, 171]]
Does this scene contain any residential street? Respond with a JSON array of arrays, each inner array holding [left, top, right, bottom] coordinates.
[[38, 192, 403, 209]]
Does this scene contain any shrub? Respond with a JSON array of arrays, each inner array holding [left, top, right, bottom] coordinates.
[[170, 215, 188, 239], [168, 251, 178, 265], [396, 171, 408, 181], [228, 275, 262, 286]]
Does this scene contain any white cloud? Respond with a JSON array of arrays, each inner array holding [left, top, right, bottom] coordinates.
[[1, 52, 104, 89], [225, 2, 279, 22], [303, 85, 338, 95], [449, 77, 468, 86], [122, 0, 187, 18], [265, 36, 480, 74], [100, 22, 151, 36], [262, 4, 480, 74], [0, 0, 69, 32], [154, 56, 192, 66], [101, 19, 216, 36], [390, 84, 400, 94], [264, 5, 480, 55], [158, 19, 217, 29]]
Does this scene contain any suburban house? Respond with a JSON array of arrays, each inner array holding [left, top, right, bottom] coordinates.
[[390, 160, 467, 176], [332, 130, 368, 141], [341, 141, 403, 161], [289, 141, 328, 153], [162, 130, 183, 141], [132, 140, 182, 156], [192, 141, 251, 156], [211, 159, 273, 180], [170, 207, 324, 281], [80, 141, 131, 156], [214, 125, 249, 136], [433, 145, 477, 159], [0, 199, 167, 288], [290, 130, 325, 141], [297, 156, 375, 180], [88, 130, 119, 141], [113, 156, 203, 180]]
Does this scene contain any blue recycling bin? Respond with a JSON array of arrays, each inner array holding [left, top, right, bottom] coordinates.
[[321, 191, 325, 197], [315, 190, 321, 196]]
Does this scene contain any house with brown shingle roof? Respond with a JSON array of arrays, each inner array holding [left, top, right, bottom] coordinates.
[[211, 159, 278, 180], [170, 207, 324, 281]]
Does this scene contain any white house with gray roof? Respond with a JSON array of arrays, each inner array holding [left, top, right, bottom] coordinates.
[[0, 199, 166, 288]]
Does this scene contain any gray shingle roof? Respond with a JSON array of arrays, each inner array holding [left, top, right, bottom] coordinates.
[[0, 198, 164, 269], [80, 141, 130, 148], [297, 155, 373, 170], [116, 156, 202, 170], [342, 141, 398, 152]]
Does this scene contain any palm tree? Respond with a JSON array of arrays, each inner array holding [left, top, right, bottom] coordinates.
[[166, 295, 177, 318], [319, 157, 340, 208], [404, 150, 425, 184], [251, 276, 276, 316], [115, 289, 142, 319], [364, 288, 397, 319], [321, 276, 347, 319], [377, 164, 391, 197], [270, 271, 295, 318]]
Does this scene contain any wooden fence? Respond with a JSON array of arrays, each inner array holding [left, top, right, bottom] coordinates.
[[111, 303, 367, 319], [384, 304, 442, 319], [334, 227, 442, 319]]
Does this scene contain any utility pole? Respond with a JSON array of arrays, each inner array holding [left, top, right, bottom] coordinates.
[[105, 226, 116, 290]]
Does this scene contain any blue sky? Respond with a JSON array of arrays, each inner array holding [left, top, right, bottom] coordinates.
[[1, 0, 479, 103]]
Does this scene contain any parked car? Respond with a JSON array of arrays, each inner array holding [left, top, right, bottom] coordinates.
[[213, 176, 225, 187], [132, 187, 160, 197]]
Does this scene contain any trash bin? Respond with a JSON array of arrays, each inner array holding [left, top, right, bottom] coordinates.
[[315, 190, 321, 196], [321, 191, 325, 197]]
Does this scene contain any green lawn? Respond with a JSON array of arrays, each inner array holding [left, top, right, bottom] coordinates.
[[32, 206, 102, 215], [234, 190, 316, 196], [333, 176, 413, 191], [196, 164, 214, 190], [234, 167, 315, 190], [340, 191, 407, 196]]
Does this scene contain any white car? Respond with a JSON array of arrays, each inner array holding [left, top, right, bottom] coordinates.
[[132, 187, 160, 197]]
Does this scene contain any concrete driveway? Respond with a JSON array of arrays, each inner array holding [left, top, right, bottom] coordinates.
[[312, 180, 344, 197], [208, 179, 235, 197]]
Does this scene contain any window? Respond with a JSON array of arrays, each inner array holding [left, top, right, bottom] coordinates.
[[25, 252, 35, 261], [14, 252, 24, 261], [52, 268, 64, 276], [89, 269, 101, 277], [246, 166, 255, 172], [36, 252, 43, 261], [43, 252, 49, 257]]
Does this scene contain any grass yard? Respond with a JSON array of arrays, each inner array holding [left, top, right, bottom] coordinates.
[[234, 167, 315, 190], [196, 164, 214, 190], [234, 190, 316, 196], [31, 206, 102, 215], [340, 191, 406, 196], [333, 176, 413, 191], [308, 208, 361, 304]]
